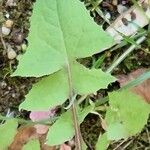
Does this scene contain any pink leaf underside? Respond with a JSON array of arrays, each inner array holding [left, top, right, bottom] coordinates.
[[30, 108, 56, 134], [30, 109, 56, 121]]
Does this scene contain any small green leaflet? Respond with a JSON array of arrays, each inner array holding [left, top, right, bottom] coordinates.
[[23, 140, 40, 150], [105, 90, 150, 140], [0, 119, 18, 149], [47, 105, 93, 145], [12, 0, 115, 111]]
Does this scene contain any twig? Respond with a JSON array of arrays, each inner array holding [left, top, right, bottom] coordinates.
[[112, 139, 128, 150], [121, 139, 133, 150], [106, 36, 146, 73]]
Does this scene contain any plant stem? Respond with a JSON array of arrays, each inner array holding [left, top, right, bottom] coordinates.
[[71, 103, 82, 150], [66, 63, 82, 150]]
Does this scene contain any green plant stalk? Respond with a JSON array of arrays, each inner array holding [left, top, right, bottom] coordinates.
[[66, 63, 82, 150], [106, 36, 146, 73], [71, 103, 82, 150]]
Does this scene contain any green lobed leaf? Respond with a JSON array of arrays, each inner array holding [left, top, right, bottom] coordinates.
[[20, 70, 69, 111], [0, 119, 18, 149], [72, 62, 116, 95], [105, 90, 150, 140], [23, 140, 40, 150], [20, 62, 115, 111], [13, 0, 113, 77], [46, 105, 94, 146], [13, 0, 115, 111]]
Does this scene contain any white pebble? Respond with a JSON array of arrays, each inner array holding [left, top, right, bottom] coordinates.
[[5, 13, 10, 18], [7, 46, 17, 60], [21, 43, 27, 52], [6, 0, 16, 7], [5, 19, 13, 28], [112, 0, 118, 6], [0, 81, 7, 89], [12, 93, 16, 98], [105, 12, 111, 20], [117, 4, 128, 14], [2, 26, 11, 35]]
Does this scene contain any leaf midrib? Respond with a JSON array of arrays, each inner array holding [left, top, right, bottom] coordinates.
[[56, 0, 74, 97]]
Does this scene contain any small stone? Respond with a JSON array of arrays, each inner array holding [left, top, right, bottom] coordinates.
[[0, 81, 7, 89], [105, 12, 111, 20], [4, 19, 13, 28], [21, 43, 27, 52], [7, 46, 17, 60], [12, 29, 24, 44], [117, 4, 128, 14], [16, 45, 22, 51], [2, 26, 11, 35], [112, 0, 118, 6], [7, 86, 12, 90], [6, 0, 16, 7], [12, 93, 16, 98], [5, 13, 10, 18], [122, 0, 129, 5]]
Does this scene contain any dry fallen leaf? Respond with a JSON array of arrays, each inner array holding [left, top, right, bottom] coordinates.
[[9, 126, 38, 150], [9, 107, 59, 149], [9, 126, 55, 150], [117, 68, 150, 103]]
